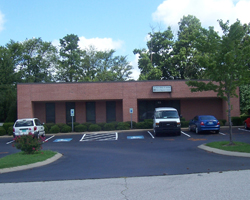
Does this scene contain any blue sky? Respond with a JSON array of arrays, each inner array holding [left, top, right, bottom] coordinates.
[[0, 0, 249, 79]]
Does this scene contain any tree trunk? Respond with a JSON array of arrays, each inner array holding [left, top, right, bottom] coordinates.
[[227, 94, 234, 145]]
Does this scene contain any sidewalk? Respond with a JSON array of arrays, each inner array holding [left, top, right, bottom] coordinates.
[[1, 170, 250, 200]]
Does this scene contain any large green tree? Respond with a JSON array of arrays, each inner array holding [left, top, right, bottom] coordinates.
[[79, 47, 133, 82], [133, 27, 174, 80], [18, 38, 58, 83], [187, 20, 250, 144], [172, 15, 204, 79], [57, 34, 81, 82], [0, 45, 19, 122]]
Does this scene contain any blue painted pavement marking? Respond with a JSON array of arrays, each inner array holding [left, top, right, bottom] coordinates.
[[53, 138, 73, 142], [127, 136, 144, 140]]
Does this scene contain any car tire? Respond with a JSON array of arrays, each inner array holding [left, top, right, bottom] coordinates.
[[188, 125, 192, 132], [195, 126, 199, 134], [215, 130, 220, 134]]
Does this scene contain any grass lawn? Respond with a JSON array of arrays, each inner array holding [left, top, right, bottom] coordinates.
[[206, 141, 250, 153], [0, 150, 57, 169]]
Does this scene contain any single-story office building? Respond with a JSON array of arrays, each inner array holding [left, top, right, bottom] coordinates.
[[17, 80, 240, 124]]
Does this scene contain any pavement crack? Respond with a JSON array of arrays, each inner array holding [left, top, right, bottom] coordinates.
[[121, 177, 129, 200]]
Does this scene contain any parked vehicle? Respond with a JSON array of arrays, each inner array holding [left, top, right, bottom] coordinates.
[[13, 118, 45, 138], [189, 115, 220, 134], [244, 117, 250, 130], [153, 107, 181, 136]]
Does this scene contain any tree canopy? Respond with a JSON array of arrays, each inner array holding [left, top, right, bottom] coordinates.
[[186, 19, 250, 144]]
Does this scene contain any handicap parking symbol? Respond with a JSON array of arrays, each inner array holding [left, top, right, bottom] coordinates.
[[53, 138, 73, 142]]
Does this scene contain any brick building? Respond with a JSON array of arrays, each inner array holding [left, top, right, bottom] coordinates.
[[17, 80, 240, 124]]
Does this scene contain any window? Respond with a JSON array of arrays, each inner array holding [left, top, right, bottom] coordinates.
[[106, 101, 116, 123], [86, 102, 96, 123], [66, 102, 75, 123], [46, 103, 55, 123]]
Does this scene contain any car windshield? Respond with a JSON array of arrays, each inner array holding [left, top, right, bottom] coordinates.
[[15, 120, 34, 127], [155, 111, 179, 119], [200, 116, 216, 120]]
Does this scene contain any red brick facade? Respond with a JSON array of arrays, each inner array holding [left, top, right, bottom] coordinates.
[[17, 80, 240, 123]]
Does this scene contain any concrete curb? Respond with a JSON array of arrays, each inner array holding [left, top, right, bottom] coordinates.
[[198, 144, 250, 158], [0, 153, 63, 174]]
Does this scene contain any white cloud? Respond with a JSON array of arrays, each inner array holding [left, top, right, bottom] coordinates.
[[78, 36, 124, 51], [152, 0, 250, 33], [130, 54, 140, 80], [0, 11, 5, 32]]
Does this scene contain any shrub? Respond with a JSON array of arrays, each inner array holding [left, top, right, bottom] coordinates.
[[97, 123, 105, 130], [50, 125, 60, 133], [43, 124, 49, 133], [144, 119, 153, 129], [8, 126, 13, 136], [135, 122, 145, 129], [13, 133, 44, 154], [103, 123, 116, 131], [3, 122, 14, 132], [56, 123, 65, 131], [88, 124, 101, 132], [125, 121, 136, 128], [0, 127, 6, 136], [231, 117, 243, 126], [75, 124, 88, 132], [181, 121, 189, 127], [116, 122, 130, 130], [61, 124, 71, 133], [45, 123, 55, 133], [67, 122, 80, 128], [83, 122, 93, 129], [219, 119, 227, 126]]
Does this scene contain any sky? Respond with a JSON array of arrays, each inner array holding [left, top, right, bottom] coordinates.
[[0, 0, 250, 80]]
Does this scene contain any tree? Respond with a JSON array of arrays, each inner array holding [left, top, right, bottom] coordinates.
[[133, 27, 174, 80], [57, 34, 81, 82], [18, 38, 58, 83], [172, 15, 205, 79], [79, 47, 133, 82], [186, 19, 250, 144], [0, 45, 18, 122]]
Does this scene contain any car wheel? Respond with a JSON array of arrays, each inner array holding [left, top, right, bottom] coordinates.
[[195, 126, 199, 134], [215, 130, 220, 134], [188, 125, 192, 132]]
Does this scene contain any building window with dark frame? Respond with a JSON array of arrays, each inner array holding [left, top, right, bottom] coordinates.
[[46, 103, 55, 123], [106, 101, 116, 123], [86, 102, 96, 123], [66, 102, 75, 123]]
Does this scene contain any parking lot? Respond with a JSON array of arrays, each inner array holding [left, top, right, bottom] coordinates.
[[0, 127, 250, 183]]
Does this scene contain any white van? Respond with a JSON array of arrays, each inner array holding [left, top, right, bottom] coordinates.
[[153, 107, 181, 136]]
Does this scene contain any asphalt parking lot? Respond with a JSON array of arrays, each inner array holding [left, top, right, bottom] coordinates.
[[0, 127, 250, 183]]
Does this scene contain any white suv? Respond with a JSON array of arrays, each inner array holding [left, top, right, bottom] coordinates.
[[13, 118, 45, 138], [153, 107, 181, 136]]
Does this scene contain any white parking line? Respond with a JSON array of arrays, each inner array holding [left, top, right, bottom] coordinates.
[[181, 131, 191, 137], [80, 134, 86, 141], [219, 132, 226, 135], [147, 131, 155, 139], [6, 140, 14, 145], [44, 135, 55, 143], [238, 128, 250, 132]]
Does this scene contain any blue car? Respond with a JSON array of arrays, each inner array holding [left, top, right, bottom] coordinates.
[[189, 115, 220, 134]]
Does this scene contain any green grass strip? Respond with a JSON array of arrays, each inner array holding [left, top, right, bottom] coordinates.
[[0, 150, 57, 169], [206, 141, 250, 153]]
